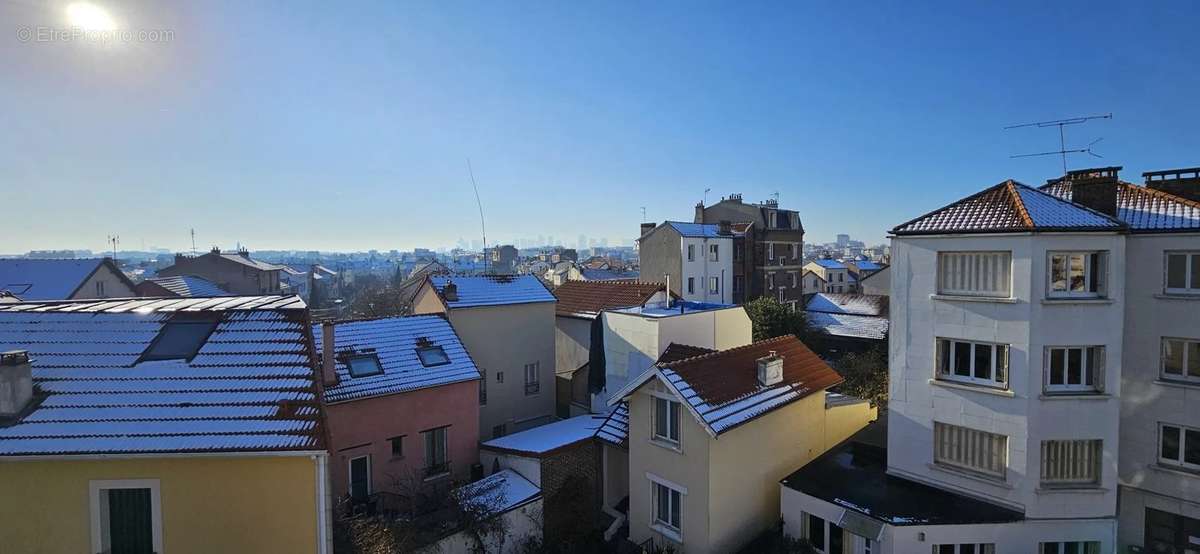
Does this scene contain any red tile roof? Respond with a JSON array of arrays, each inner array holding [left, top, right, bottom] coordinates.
[[553, 279, 667, 318], [656, 343, 716, 365], [892, 180, 1124, 236]]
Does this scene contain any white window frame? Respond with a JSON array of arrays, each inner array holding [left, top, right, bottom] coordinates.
[[524, 361, 540, 395], [708, 243, 719, 262], [1165, 251, 1200, 295], [708, 277, 719, 295], [648, 473, 685, 541], [686, 277, 695, 295], [348, 454, 372, 497], [90, 479, 163, 554], [1045, 346, 1105, 394], [789, 272, 798, 288], [768, 243, 776, 261], [652, 393, 681, 446], [936, 338, 1010, 389], [1161, 337, 1200, 384], [934, 422, 1008, 480], [1040, 439, 1102, 486], [686, 244, 695, 262], [1159, 423, 1200, 471], [1038, 541, 1101, 554], [769, 211, 778, 228], [937, 251, 1012, 298], [932, 545, 997, 554], [1048, 251, 1108, 298]]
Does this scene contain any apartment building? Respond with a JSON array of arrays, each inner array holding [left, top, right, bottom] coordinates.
[[803, 259, 855, 294], [694, 194, 805, 305], [638, 221, 734, 304], [156, 247, 283, 295]]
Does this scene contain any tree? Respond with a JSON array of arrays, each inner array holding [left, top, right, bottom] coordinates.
[[744, 297, 810, 342], [834, 344, 889, 407], [347, 283, 408, 318]]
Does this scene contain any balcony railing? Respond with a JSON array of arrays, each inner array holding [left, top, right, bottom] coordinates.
[[525, 382, 540, 395]]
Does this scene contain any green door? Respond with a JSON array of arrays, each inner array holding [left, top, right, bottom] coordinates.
[[107, 488, 154, 554]]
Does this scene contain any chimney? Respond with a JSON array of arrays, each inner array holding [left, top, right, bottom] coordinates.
[[210, 246, 221, 255], [640, 223, 656, 238], [1066, 166, 1121, 217], [718, 220, 732, 236], [1144, 167, 1200, 203], [0, 350, 34, 417], [694, 202, 705, 224], [756, 350, 783, 387], [442, 280, 459, 302], [321, 322, 338, 387]]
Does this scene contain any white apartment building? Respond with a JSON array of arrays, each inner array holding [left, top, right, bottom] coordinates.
[[638, 222, 734, 304]]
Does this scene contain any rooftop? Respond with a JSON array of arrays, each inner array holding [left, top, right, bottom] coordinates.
[[806, 293, 887, 317], [553, 279, 667, 319], [314, 315, 481, 403], [1040, 179, 1200, 233], [430, 274, 556, 309], [891, 180, 1125, 236], [811, 259, 847, 270], [0, 258, 129, 300], [782, 419, 1023, 526], [613, 300, 733, 318], [480, 414, 605, 456], [580, 268, 641, 282], [659, 221, 731, 239], [454, 469, 540, 518], [0, 295, 322, 456], [656, 343, 716, 364], [594, 401, 629, 447], [144, 275, 231, 298], [806, 312, 889, 341]]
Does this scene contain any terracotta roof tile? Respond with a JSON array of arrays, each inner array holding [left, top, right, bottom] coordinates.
[[656, 343, 716, 365], [553, 280, 667, 318], [892, 180, 1124, 235]]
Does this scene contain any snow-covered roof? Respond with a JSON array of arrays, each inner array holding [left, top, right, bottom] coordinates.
[[580, 268, 640, 282], [807, 311, 889, 340], [0, 258, 128, 300], [144, 275, 231, 297], [219, 253, 284, 272], [892, 180, 1125, 235], [806, 293, 887, 317], [0, 295, 322, 456], [613, 301, 733, 318], [314, 315, 480, 403], [594, 402, 629, 447], [1040, 179, 1200, 232], [454, 469, 540, 518], [480, 414, 604, 456], [850, 260, 884, 271], [661, 221, 730, 239], [811, 259, 846, 270], [430, 275, 555, 309]]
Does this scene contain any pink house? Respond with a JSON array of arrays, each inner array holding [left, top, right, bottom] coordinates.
[[315, 315, 482, 511]]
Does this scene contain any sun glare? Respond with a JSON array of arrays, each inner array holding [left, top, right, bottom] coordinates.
[[66, 2, 117, 32]]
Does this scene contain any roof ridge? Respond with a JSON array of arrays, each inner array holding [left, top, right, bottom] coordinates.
[[320, 313, 447, 326], [889, 180, 1013, 233], [1127, 180, 1200, 209], [1012, 180, 1128, 227], [1005, 180, 1035, 228], [660, 335, 792, 369]]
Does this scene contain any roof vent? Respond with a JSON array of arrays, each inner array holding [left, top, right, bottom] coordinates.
[[1144, 167, 1200, 203], [442, 280, 459, 302], [0, 350, 33, 417], [757, 350, 784, 387], [1066, 166, 1121, 217]]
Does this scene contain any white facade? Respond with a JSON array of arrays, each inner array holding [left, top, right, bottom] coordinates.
[[679, 235, 732, 304]]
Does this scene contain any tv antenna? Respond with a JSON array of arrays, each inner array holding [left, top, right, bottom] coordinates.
[[190, 228, 197, 256], [107, 235, 120, 261], [703, 188, 711, 206], [640, 206, 646, 223], [466, 158, 488, 273], [1004, 113, 1112, 173]]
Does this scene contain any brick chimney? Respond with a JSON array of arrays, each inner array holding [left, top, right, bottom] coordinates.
[[321, 322, 338, 387], [442, 280, 458, 302], [0, 350, 33, 417], [694, 202, 705, 224], [756, 350, 784, 387], [1066, 166, 1121, 217], [1144, 167, 1200, 203], [640, 223, 656, 238]]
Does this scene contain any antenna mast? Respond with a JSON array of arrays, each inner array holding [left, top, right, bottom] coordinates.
[[107, 235, 119, 261], [1004, 113, 1112, 173], [190, 228, 197, 256], [640, 206, 647, 223], [467, 158, 488, 273]]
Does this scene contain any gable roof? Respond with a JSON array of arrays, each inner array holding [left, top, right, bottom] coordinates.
[[0, 258, 134, 300], [1039, 179, 1200, 233], [314, 315, 480, 403], [430, 275, 555, 309], [553, 280, 667, 319], [656, 343, 716, 364], [612, 336, 843, 436], [218, 253, 283, 272], [0, 295, 322, 456], [891, 180, 1125, 236], [143, 275, 231, 298], [645, 221, 734, 239], [806, 293, 887, 317], [810, 259, 846, 270]]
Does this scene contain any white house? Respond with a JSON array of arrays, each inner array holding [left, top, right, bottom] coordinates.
[[638, 222, 734, 304]]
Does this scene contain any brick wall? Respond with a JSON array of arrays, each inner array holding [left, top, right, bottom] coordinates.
[[541, 440, 602, 544]]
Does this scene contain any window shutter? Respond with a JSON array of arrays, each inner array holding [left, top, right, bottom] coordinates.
[[1094, 347, 1106, 393], [936, 340, 947, 376]]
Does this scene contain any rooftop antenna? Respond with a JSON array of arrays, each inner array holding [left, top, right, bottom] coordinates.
[[772, 191, 780, 204], [190, 228, 197, 256], [107, 234, 119, 261], [640, 206, 647, 223], [703, 187, 711, 206], [1004, 113, 1112, 173], [467, 158, 488, 273]]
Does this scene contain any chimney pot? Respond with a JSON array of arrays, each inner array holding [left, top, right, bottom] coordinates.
[[695, 202, 705, 224], [757, 351, 784, 387], [1144, 166, 1200, 203], [0, 350, 34, 417], [321, 322, 338, 387]]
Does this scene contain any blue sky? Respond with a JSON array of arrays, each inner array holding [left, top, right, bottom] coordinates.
[[2, 1, 1198, 253]]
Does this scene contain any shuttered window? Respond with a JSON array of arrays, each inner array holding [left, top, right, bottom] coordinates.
[[934, 422, 1007, 480], [937, 252, 1012, 297], [1041, 440, 1102, 486]]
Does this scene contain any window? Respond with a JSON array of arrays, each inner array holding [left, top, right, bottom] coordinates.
[[934, 545, 996, 554], [1045, 346, 1104, 394], [801, 513, 852, 554], [790, 272, 797, 288], [687, 277, 695, 294], [837, 272, 843, 282], [1049, 252, 1107, 297], [1162, 338, 1200, 383], [349, 455, 371, 499], [496, 371, 504, 383], [524, 362, 540, 395], [768, 243, 775, 260], [733, 275, 744, 293], [734, 243, 743, 261], [767, 273, 775, 290], [708, 243, 719, 262], [708, 277, 719, 295], [95, 281, 106, 297], [423, 426, 449, 477], [90, 480, 163, 554], [687, 244, 695, 262], [654, 396, 681, 444], [479, 369, 487, 405], [416, 345, 450, 367], [346, 353, 384, 378], [936, 339, 1009, 389], [1145, 508, 1200, 554], [1159, 423, 1200, 471], [937, 251, 1012, 297], [1165, 251, 1200, 294], [934, 422, 1007, 479], [769, 211, 778, 228], [1039, 542, 1101, 554], [793, 243, 800, 259], [390, 436, 405, 458], [139, 318, 219, 362], [652, 481, 682, 532], [1040, 439, 1101, 486], [807, 513, 825, 551]]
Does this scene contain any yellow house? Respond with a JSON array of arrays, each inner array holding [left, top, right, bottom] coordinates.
[[607, 335, 877, 553], [0, 296, 332, 554]]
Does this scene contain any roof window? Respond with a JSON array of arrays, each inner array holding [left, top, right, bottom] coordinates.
[[346, 353, 384, 378], [416, 345, 450, 367], [140, 317, 220, 362]]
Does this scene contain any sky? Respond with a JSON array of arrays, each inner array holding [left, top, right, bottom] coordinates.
[[2, 1, 1199, 254]]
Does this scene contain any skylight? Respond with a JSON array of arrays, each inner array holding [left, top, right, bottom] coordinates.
[[347, 354, 384, 378], [416, 345, 451, 367], [140, 319, 219, 362]]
